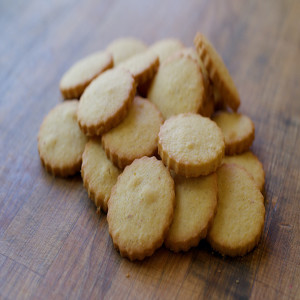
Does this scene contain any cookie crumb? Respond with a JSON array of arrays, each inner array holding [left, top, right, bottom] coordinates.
[[236, 279, 239, 284], [126, 273, 130, 278]]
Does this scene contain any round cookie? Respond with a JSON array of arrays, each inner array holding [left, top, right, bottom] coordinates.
[[207, 163, 265, 257], [165, 173, 218, 252], [60, 51, 113, 99], [158, 113, 225, 177], [223, 152, 265, 191], [38, 101, 88, 176], [81, 139, 121, 212], [107, 37, 147, 66], [194, 32, 240, 111], [107, 156, 175, 261], [147, 54, 206, 119], [77, 68, 136, 136], [102, 97, 163, 169], [212, 112, 255, 155]]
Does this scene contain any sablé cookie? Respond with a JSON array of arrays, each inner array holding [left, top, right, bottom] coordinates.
[[60, 51, 113, 99], [165, 173, 217, 252], [147, 54, 206, 119], [158, 113, 225, 177], [212, 111, 255, 155], [223, 152, 265, 191], [107, 37, 147, 66], [194, 33, 240, 111], [81, 139, 121, 212], [77, 68, 136, 136], [118, 51, 159, 86], [102, 97, 163, 169], [38, 101, 88, 176], [107, 156, 175, 261], [207, 164, 265, 257]]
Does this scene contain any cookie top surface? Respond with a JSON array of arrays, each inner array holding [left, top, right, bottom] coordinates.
[[158, 113, 225, 177], [77, 68, 136, 136], [107, 156, 175, 260], [81, 139, 121, 212], [107, 37, 147, 66], [102, 97, 163, 169], [165, 172, 217, 252], [147, 55, 205, 119], [38, 100, 88, 176], [207, 163, 265, 257]]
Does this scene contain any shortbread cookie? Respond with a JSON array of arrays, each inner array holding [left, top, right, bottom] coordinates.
[[165, 173, 217, 252], [38, 101, 88, 176], [158, 113, 225, 177], [102, 97, 163, 169], [107, 156, 175, 260], [81, 139, 121, 212], [77, 68, 136, 136], [107, 37, 147, 66], [118, 51, 159, 86], [60, 52, 113, 99], [194, 33, 240, 111], [223, 152, 265, 191], [147, 55, 206, 119], [212, 112, 255, 155], [207, 164, 265, 256]]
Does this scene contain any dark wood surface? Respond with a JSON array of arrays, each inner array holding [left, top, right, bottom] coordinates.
[[1, 0, 299, 299]]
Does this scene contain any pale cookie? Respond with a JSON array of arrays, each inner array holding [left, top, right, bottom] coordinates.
[[81, 139, 121, 212], [107, 156, 175, 261], [165, 173, 218, 252], [38, 101, 88, 176], [102, 97, 163, 169], [207, 164, 265, 257], [147, 54, 206, 119], [158, 113, 225, 177], [77, 68, 136, 136], [212, 112, 255, 155], [107, 37, 147, 66], [60, 51, 113, 99], [118, 51, 159, 86], [223, 152, 265, 191], [194, 33, 240, 111]]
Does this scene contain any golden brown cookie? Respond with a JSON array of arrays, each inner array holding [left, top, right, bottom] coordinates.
[[212, 111, 255, 155], [194, 33, 240, 111], [158, 113, 225, 177], [81, 139, 121, 212], [77, 68, 136, 136], [38, 101, 88, 176], [102, 97, 163, 169], [165, 172, 217, 252], [107, 156, 175, 261], [59, 51, 113, 99], [207, 163, 265, 257]]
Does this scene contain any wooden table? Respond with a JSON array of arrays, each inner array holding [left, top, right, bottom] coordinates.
[[1, 0, 299, 299]]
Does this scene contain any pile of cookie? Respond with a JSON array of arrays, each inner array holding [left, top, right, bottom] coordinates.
[[38, 33, 265, 261]]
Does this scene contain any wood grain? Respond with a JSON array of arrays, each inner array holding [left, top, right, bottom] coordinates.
[[0, 0, 299, 299]]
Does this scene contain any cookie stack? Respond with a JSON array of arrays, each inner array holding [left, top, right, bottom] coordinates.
[[38, 33, 265, 260]]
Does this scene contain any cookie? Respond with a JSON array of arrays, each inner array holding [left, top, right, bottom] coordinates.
[[81, 139, 121, 212], [158, 113, 225, 177], [147, 54, 206, 119], [107, 156, 175, 261], [118, 51, 159, 86], [207, 163, 265, 257], [38, 101, 88, 176], [212, 111, 255, 155], [59, 51, 113, 99], [102, 97, 163, 169], [165, 172, 218, 252], [223, 152, 265, 191], [107, 37, 147, 66], [194, 33, 240, 111], [77, 68, 136, 136]]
